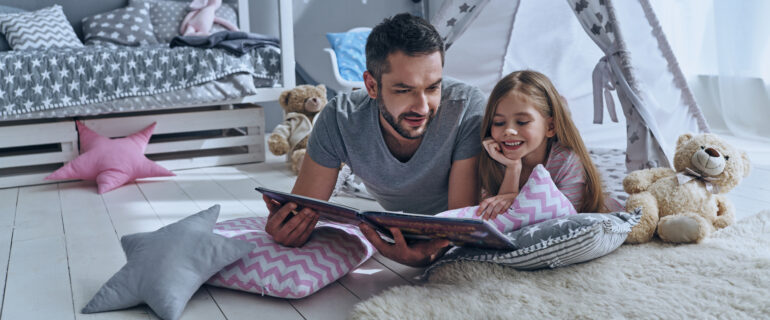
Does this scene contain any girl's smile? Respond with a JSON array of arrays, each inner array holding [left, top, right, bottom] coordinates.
[[500, 140, 524, 151]]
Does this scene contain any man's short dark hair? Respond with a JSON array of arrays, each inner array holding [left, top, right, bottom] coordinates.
[[365, 13, 445, 83]]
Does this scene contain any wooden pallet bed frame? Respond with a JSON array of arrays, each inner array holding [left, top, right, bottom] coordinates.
[[0, 0, 295, 189]]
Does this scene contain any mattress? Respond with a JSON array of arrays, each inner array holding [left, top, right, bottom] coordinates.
[[0, 44, 281, 119]]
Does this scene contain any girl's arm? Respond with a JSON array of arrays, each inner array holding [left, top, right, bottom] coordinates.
[[498, 162, 522, 195], [478, 162, 521, 220], [478, 139, 523, 220]]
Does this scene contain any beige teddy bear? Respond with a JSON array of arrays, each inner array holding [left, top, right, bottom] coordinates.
[[268, 84, 327, 174], [623, 133, 750, 244]]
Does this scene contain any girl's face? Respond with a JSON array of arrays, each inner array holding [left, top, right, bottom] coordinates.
[[489, 92, 555, 161]]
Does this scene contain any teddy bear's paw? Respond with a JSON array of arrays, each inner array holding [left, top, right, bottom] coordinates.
[[290, 149, 306, 175], [657, 215, 706, 243], [625, 226, 655, 244], [268, 134, 290, 156]]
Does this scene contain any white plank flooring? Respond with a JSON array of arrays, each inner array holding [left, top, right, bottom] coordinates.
[[1, 150, 769, 319]]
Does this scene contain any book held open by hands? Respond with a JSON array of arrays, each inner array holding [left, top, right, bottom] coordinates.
[[257, 187, 515, 250]]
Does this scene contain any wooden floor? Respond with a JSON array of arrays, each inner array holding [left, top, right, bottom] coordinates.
[[1, 152, 769, 320]]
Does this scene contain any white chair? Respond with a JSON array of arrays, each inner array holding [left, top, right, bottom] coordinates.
[[323, 27, 371, 91]]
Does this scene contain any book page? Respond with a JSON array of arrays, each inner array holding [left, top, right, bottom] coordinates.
[[362, 211, 515, 250]]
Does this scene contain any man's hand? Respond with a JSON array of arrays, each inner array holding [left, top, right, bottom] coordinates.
[[359, 224, 451, 267], [263, 195, 320, 247], [476, 193, 517, 220]]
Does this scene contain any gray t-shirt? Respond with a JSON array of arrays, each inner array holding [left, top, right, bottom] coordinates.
[[307, 78, 486, 215]]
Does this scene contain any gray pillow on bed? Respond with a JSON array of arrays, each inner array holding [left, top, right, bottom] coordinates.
[[0, 5, 83, 50], [82, 205, 254, 320], [82, 2, 158, 46], [130, 0, 238, 43], [424, 209, 642, 275], [0, 5, 26, 51]]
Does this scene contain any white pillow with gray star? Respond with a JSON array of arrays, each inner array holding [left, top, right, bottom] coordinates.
[[81, 205, 254, 320], [82, 2, 158, 46]]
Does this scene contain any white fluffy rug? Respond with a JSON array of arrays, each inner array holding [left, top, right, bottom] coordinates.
[[351, 210, 770, 319]]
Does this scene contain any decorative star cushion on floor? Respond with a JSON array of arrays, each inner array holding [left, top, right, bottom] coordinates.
[[81, 205, 255, 320], [45, 121, 174, 194]]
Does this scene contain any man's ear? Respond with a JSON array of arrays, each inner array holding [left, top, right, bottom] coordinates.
[[546, 117, 556, 138], [363, 71, 378, 99]]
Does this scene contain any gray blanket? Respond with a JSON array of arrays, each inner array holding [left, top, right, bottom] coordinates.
[[0, 44, 281, 117], [170, 31, 279, 56]]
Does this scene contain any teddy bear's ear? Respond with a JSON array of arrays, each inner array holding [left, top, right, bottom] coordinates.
[[741, 151, 751, 178], [279, 90, 291, 107], [676, 133, 694, 148], [316, 84, 326, 92]]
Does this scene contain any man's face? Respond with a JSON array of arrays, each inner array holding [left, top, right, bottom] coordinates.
[[366, 51, 443, 140]]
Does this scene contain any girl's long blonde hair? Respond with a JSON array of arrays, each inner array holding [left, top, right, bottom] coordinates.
[[479, 70, 605, 213]]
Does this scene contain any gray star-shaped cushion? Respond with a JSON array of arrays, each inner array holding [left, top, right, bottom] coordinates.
[[82, 205, 254, 320]]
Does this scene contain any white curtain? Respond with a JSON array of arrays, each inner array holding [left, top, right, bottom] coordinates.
[[651, 0, 770, 145]]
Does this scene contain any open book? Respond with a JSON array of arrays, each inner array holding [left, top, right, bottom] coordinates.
[[257, 187, 515, 250]]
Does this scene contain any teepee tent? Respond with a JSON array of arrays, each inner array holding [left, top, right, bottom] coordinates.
[[431, 0, 710, 172]]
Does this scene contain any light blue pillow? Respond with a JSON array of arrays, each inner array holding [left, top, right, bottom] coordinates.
[[326, 30, 370, 82], [0, 5, 26, 51]]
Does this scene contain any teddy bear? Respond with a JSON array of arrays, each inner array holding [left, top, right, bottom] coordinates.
[[623, 133, 750, 244], [268, 84, 327, 174]]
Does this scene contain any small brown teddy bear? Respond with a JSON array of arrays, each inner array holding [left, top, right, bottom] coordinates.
[[623, 133, 750, 244], [268, 84, 327, 174]]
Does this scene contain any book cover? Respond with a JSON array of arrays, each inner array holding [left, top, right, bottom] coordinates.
[[256, 187, 515, 250]]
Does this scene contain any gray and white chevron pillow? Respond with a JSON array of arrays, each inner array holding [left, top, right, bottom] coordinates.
[[0, 5, 83, 50]]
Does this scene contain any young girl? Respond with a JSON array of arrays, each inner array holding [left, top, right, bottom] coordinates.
[[476, 70, 613, 220]]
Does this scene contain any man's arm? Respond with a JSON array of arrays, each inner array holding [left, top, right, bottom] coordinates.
[[447, 155, 480, 209], [292, 154, 339, 199], [264, 154, 340, 247]]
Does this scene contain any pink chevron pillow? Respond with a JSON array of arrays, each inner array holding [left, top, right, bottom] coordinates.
[[207, 217, 375, 299], [437, 164, 577, 233]]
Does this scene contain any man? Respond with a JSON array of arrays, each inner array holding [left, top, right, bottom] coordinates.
[[264, 13, 486, 267]]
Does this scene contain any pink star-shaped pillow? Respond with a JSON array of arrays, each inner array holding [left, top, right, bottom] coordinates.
[[46, 121, 175, 194]]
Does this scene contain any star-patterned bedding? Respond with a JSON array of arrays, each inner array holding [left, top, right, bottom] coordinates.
[[0, 44, 281, 119]]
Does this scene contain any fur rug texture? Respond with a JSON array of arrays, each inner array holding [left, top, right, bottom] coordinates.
[[351, 210, 770, 320]]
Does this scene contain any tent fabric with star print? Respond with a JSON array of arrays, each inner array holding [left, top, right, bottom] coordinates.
[[431, 0, 710, 173]]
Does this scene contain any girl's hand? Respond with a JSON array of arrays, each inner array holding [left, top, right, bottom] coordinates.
[[483, 138, 520, 167], [476, 193, 517, 220]]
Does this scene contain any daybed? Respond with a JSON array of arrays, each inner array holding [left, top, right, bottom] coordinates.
[[0, 0, 295, 188]]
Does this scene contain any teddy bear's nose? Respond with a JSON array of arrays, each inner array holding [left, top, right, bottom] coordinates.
[[705, 147, 720, 157]]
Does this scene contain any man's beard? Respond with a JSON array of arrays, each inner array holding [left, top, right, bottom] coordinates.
[[376, 96, 435, 140]]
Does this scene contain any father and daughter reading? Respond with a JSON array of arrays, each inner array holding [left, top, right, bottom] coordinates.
[[260, 70, 622, 248]]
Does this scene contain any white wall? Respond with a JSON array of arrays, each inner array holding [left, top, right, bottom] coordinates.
[[262, 0, 422, 131]]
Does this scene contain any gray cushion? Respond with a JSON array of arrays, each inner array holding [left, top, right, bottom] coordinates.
[[82, 2, 158, 46], [424, 209, 642, 275], [130, 0, 238, 43], [81, 205, 254, 320], [0, 5, 26, 51], [0, 5, 83, 50]]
